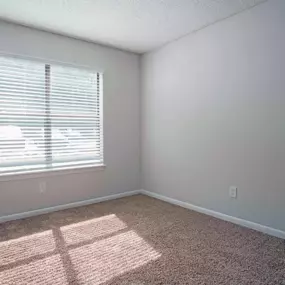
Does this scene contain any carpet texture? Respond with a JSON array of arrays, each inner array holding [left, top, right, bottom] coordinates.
[[0, 194, 284, 285]]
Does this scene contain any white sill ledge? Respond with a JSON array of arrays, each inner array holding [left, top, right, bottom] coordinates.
[[0, 164, 106, 182]]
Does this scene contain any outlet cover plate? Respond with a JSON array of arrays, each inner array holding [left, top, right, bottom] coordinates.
[[229, 186, 237, 199]]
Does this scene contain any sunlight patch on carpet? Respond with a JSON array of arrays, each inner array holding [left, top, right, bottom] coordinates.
[[0, 230, 55, 267], [61, 214, 127, 246], [69, 230, 161, 284], [0, 254, 67, 285]]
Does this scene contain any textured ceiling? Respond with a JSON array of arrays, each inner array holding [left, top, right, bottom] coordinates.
[[0, 0, 267, 53]]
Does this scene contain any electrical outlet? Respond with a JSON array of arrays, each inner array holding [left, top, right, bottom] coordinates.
[[229, 186, 237, 199], [39, 181, 46, 193]]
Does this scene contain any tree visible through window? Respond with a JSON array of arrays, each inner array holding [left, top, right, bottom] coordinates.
[[0, 56, 103, 175]]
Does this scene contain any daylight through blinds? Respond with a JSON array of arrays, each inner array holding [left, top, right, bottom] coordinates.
[[0, 56, 103, 175]]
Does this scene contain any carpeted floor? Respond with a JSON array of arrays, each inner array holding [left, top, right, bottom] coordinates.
[[0, 194, 284, 285]]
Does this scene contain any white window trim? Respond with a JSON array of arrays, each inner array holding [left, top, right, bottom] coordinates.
[[0, 164, 106, 182], [0, 54, 105, 179]]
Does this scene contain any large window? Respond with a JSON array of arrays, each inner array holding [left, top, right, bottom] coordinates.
[[0, 56, 103, 175]]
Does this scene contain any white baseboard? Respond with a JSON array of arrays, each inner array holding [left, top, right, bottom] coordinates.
[[141, 190, 285, 240], [0, 190, 141, 223], [2, 188, 284, 240]]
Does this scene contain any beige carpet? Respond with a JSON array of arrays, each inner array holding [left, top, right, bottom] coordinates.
[[0, 194, 284, 285]]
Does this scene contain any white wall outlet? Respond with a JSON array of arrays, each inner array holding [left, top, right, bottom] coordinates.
[[229, 186, 237, 199], [39, 181, 46, 193]]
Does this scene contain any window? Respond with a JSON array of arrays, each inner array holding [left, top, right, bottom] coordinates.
[[0, 56, 103, 176]]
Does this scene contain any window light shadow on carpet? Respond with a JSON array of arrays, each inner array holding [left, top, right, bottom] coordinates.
[[0, 214, 161, 285]]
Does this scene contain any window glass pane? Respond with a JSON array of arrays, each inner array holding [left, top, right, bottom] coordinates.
[[50, 65, 100, 163], [0, 57, 45, 169], [0, 56, 103, 175]]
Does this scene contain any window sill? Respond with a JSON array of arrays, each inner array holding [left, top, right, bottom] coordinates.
[[0, 164, 106, 182]]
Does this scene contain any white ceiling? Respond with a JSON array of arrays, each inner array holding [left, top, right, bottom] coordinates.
[[0, 0, 267, 54]]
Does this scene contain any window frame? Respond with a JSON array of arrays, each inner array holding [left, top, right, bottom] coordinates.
[[0, 54, 105, 180]]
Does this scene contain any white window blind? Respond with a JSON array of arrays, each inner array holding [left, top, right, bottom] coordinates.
[[0, 56, 103, 175]]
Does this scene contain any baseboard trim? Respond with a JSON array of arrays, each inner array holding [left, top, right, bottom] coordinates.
[[2, 189, 284, 240], [141, 190, 285, 240], [0, 190, 141, 223]]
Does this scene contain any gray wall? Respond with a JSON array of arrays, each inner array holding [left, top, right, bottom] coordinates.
[[0, 21, 140, 216], [141, 0, 285, 231]]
